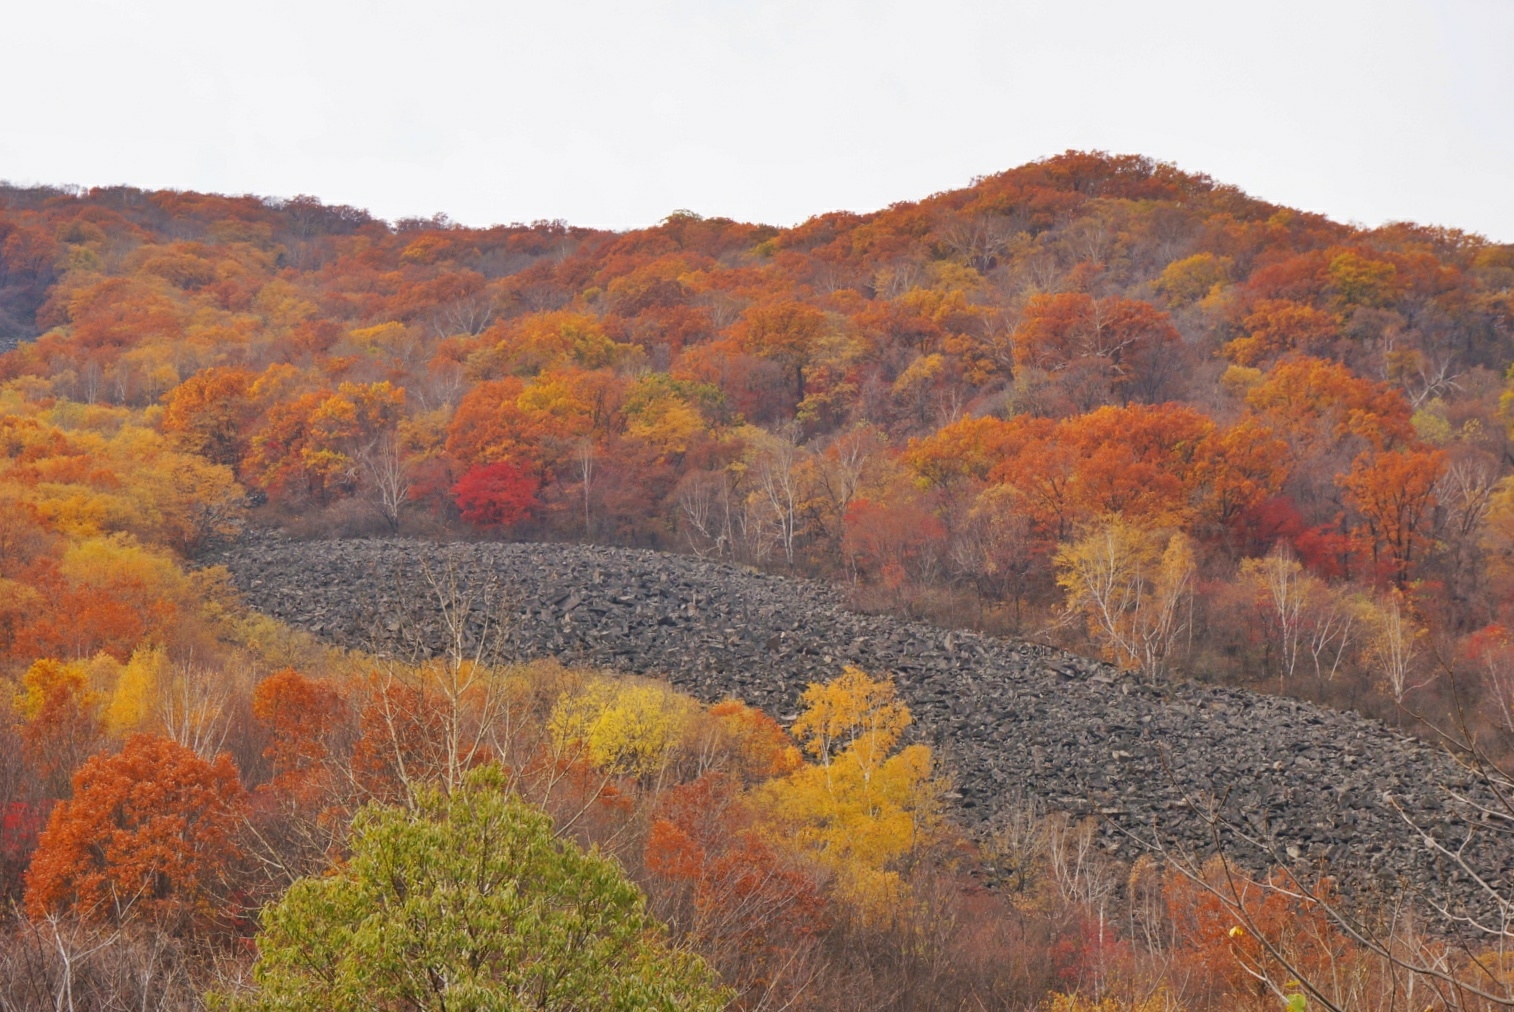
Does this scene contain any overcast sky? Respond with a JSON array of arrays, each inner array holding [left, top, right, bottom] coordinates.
[[2, 0, 1510, 240]]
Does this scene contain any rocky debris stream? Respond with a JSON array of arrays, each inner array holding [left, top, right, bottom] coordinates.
[[215, 535, 1514, 919]]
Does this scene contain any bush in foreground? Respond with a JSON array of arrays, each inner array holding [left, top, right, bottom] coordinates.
[[222, 765, 729, 1011]]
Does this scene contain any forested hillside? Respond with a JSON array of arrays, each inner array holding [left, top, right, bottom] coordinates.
[[7, 153, 1514, 714], [4, 152, 1514, 1008]]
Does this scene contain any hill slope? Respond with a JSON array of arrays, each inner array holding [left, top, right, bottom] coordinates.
[[219, 535, 1510, 920]]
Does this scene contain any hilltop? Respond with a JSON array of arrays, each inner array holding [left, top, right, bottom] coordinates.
[[6, 153, 1514, 1007]]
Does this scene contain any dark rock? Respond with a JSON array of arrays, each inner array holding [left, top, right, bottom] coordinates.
[[213, 535, 1511, 922]]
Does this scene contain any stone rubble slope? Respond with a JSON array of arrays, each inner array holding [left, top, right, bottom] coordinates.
[[216, 535, 1514, 915]]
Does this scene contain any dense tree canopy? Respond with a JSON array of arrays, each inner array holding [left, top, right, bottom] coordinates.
[[229, 767, 729, 1012], [2, 152, 1514, 1009], [24, 734, 245, 930]]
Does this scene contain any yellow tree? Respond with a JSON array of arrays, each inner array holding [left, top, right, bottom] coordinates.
[[548, 677, 698, 781], [14, 657, 107, 797], [105, 644, 166, 736], [1481, 475, 1514, 598], [1054, 518, 1195, 679], [789, 665, 911, 778], [757, 667, 944, 923], [1356, 588, 1427, 705]]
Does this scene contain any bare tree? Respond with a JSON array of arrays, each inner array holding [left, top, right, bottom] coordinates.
[[754, 424, 804, 567], [78, 360, 102, 405], [359, 433, 412, 533], [1043, 814, 1124, 1000], [0, 915, 200, 1012], [1360, 591, 1428, 706], [1125, 662, 1514, 1011], [872, 259, 927, 300], [415, 359, 468, 411], [677, 470, 732, 559], [1438, 459, 1497, 617], [158, 659, 231, 760], [574, 439, 595, 541], [378, 551, 515, 798], [938, 214, 1018, 272], [1306, 588, 1358, 687], [951, 487, 1041, 629], [429, 289, 496, 339], [1387, 343, 1463, 409]]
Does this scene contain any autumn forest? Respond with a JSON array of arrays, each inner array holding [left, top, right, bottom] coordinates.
[[3, 152, 1514, 1009]]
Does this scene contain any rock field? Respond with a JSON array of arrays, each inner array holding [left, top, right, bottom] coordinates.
[[215, 535, 1514, 916]]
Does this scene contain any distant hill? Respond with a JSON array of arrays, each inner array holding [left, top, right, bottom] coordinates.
[[4, 151, 1514, 734]]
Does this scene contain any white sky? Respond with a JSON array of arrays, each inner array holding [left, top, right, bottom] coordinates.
[[2, 0, 1511, 240]]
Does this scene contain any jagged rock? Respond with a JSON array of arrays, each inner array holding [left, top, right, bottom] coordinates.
[[214, 535, 1512, 921]]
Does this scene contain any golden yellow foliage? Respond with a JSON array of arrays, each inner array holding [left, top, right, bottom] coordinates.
[[107, 644, 167, 736], [759, 668, 945, 924], [1482, 475, 1514, 591], [507, 311, 626, 373], [791, 665, 910, 775], [348, 321, 410, 352], [59, 533, 187, 600], [548, 678, 698, 778], [1054, 519, 1194, 678], [14, 658, 98, 723], [624, 387, 705, 460], [0, 413, 243, 554], [890, 352, 946, 400], [1154, 251, 1232, 305]]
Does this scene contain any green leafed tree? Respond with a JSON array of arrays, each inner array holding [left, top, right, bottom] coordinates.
[[221, 766, 730, 1012]]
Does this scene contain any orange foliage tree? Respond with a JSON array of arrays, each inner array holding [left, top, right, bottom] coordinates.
[[251, 668, 346, 790], [735, 301, 829, 403], [1339, 447, 1446, 587], [13, 658, 104, 798], [243, 381, 406, 505], [24, 734, 246, 930], [1225, 300, 1340, 366], [1012, 293, 1181, 408], [644, 772, 826, 1002], [1244, 356, 1414, 458], [160, 366, 258, 466]]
